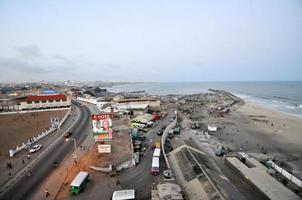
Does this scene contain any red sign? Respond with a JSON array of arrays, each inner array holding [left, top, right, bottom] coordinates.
[[92, 115, 110, 120]]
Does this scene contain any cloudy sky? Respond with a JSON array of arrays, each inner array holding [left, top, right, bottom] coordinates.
[[0, 0, 302, 82]]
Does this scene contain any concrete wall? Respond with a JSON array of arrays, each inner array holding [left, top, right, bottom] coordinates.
[[77, 97, 97, 105], [161, 111, 177, 169]]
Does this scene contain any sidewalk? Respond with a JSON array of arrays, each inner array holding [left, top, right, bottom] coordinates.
[[0, 106, 80, 194]]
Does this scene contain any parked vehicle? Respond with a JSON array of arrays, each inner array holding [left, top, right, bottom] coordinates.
[[173, 127, 180, 135], [146, 121, 154, 127], [134, 152, 140, 164], [163, 170, 173, 179], [153, 148, 161, 157], [29, 144, 42, 153], [151, 157, 160, 175], [215, 145, 227, 156], [131, 122, 145, 129], [168, 131, 174, 139], [112, 189, 135, 200], [155, 142, 161, 149], [137, 133, 145, 140], [157, 130, 163, 136], [130, 128, 138, 140], [70, 171, 89, 195]]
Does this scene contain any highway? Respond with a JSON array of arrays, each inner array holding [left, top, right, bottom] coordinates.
[[0, 101, 91, 200]]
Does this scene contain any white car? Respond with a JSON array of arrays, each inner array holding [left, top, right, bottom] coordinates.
[[29, 144, 42, 153]]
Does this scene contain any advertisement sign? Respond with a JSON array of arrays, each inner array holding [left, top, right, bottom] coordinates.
[[98, 144, 111, 153], [50, 117, 59, 129], [92, 115, 112, 141]]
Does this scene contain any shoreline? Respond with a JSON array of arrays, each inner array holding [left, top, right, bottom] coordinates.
[[238, 97, 302, 120]]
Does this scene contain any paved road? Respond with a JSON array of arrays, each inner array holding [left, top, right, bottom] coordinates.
[[0, 101, 91, 200], [118, 111, 173, 200]]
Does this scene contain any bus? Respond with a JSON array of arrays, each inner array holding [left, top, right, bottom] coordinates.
[[70, 171, 89, 195], [153, 148, 161, 157], [112, 189, 135, 200], [151, 157, 160, 175]]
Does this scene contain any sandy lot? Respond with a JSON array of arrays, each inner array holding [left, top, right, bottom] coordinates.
[[55, 117, 132, 200], [0, 109, 68, 158]]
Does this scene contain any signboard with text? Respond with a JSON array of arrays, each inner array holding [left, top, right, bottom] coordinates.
[[98, 144, 111, 153], [92, 115, 112, 141]]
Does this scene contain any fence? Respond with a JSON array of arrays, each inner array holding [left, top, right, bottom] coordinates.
[[268, 160, 302, 188], [161, 110, 177, 169], [9, 108, 71, 157]]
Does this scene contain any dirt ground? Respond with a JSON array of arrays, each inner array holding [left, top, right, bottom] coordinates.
[[55, 117, 132, 200], [0, 110, 68, 158]]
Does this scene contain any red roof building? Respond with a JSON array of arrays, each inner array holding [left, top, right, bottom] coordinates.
[[19, 94, 70, 110], [25, 94, 67, 103]]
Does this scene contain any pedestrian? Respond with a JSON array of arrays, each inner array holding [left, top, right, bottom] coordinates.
[[8, 162, 12, 169], [8, 172, 12, 177], [22, 159, 25, 164], [45, 188, 50, 198], [27, 154, 31, 159]]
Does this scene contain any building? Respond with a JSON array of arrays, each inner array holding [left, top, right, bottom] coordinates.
[[116, 104, 149, 116], [225, 154, 301, 200], [20, 94, 71, 110], [114, 97, 161, 110]]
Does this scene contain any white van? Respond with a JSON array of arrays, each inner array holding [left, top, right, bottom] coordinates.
[[112, 189, 135, 200]]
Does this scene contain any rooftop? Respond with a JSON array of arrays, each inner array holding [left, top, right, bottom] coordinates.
[[24, 94, 66, 102], [226, 156, 300, 200]]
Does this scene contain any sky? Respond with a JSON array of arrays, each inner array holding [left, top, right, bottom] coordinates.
[[0, 0, 302, 82]]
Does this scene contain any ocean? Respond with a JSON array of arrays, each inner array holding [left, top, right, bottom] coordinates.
[[108, 81, 302, 118]]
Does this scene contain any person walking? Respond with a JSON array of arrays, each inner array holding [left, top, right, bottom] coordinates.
[[44, 188, 50, 198]]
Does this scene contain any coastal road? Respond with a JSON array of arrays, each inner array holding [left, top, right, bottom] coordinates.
[[0, 101, 91, 200], [118, 111, 173, 200]]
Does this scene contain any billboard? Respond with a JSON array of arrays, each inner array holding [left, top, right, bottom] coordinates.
[[92, 115, 112, 141]]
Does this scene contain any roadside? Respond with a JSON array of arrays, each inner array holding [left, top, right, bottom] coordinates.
[[0, 106, 79, 194], [54, 107, 132, 200]]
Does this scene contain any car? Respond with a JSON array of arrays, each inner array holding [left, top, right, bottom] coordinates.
[[64, 132, 72, 138], [29, 144, 42, 153], [157, 130, 163, 136]]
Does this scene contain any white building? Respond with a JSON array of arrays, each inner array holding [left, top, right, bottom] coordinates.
[[20, 94, 71, 110]]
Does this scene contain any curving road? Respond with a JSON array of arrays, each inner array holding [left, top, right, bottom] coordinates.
[[0, 101, 91, 200]]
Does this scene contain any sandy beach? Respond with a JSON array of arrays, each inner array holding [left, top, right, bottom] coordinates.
[[217, 101, 302, 177]]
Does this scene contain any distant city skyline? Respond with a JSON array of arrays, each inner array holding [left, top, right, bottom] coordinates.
[[0, 0, 302, 82]]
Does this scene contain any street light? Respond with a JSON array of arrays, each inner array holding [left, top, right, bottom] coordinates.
[[65, 137, 79, 169]]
